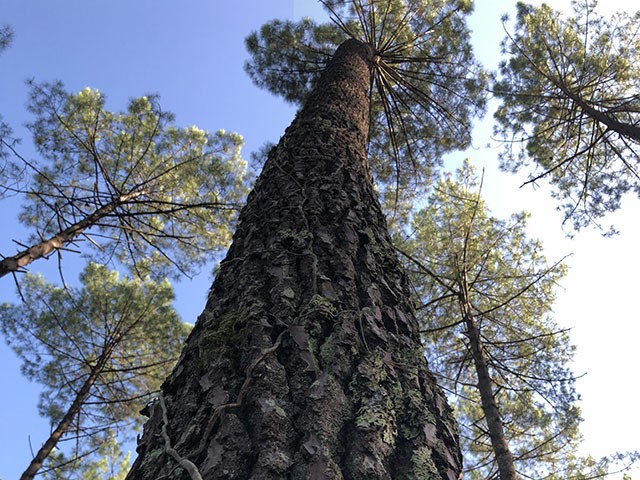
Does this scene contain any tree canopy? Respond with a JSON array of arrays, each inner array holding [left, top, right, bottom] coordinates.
[[397, 161, 587, 478], [0, 24, 15, 185], [494, 1, 640, 233], [0, 82, 248, 280], [0, 263, 189, 478], [0, 24, 12, 54], [41, 434, 129, 480]]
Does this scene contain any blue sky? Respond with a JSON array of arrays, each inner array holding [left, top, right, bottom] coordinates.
[[1, 1, 639, 479]]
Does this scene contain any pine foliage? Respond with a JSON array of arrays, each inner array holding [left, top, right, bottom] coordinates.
[[495, 1, 640, 232]]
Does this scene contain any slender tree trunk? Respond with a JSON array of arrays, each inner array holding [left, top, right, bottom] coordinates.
[[20, 347, 114, 480], [462, 300, 518, 480], [127, 39, 461, 479], [0, 191, 144, 278]]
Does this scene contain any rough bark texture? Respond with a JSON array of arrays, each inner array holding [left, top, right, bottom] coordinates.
[[127, 39, 461, 480]]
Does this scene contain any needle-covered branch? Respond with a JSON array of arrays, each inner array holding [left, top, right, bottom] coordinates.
[[1, 81, 249, 280]]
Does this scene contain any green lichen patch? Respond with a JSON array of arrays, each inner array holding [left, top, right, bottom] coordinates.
[[349, 350, 403, 446], [277, 228, 313, 251], [410, 446, 440, 479], [198, 309, 249, 367], [281, 287, 296, 300], [302, 294, 337, 341], [317, 312, 359, 373], [258, 397, 288, 419], [304, 294, 337, 316], [354, 405, 397, 446], [397, 388, 437, 441]]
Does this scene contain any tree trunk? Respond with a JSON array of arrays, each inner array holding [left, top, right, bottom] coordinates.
[[127, 39, 462, 480], [462, 301, 517, 480], [20, 345, 114, 480]]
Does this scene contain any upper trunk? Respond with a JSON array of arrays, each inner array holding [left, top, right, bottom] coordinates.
[[21, 341, 117, 480], [552, 81, 640, 143], [127, 39, 461, 480], [462, 302, 517, 480]]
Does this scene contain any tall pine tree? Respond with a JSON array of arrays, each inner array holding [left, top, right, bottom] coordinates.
[[0, 82, 247, 280], [127, 1, 486, 477]]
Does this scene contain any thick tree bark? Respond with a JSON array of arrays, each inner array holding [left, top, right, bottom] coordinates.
[[127, 39, 461, 480]]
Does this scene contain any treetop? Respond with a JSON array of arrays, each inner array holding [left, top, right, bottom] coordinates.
[[245, 0, 488, 221]]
